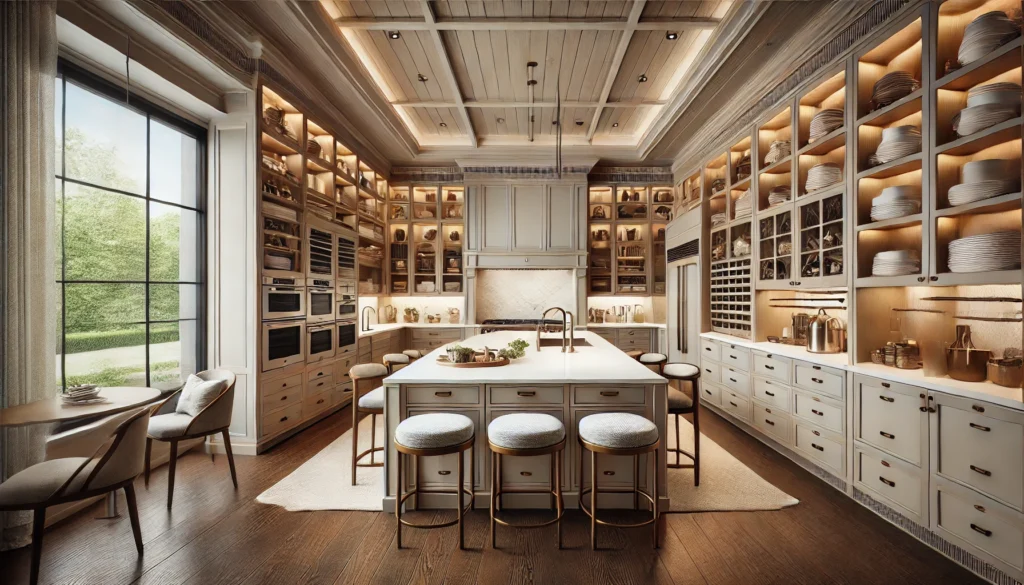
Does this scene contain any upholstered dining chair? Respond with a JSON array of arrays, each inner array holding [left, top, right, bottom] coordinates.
[[0, 407, 151, 585], [144, 369, 238, 508]]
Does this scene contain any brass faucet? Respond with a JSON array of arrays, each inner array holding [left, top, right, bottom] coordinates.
[[537, 307, 575, 353]]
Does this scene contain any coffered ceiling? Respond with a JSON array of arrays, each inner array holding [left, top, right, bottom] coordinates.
[[321, 1, 733, 150]]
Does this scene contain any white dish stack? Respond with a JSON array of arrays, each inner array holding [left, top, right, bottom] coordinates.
[[808, 109, 844, 142], [804, 162, 843, 192], [870, 185, 922, 221], [767, 185, 792, 207], [711, 212, 727, 227], [872, 249, 921, 276], [868, 125, 921, 166], [734, 189, 752, 219], [948, 231, 1022, 273], [948, 158, 1022, 206], [957, 10, 1022, 66], [763, 140, 791, 166], [954, 82, 1021, 138], [870, 71, 920, 110], [62, 384, 107, 405]]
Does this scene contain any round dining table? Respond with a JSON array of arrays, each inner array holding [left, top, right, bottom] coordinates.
[[0, 386, 163, 516]]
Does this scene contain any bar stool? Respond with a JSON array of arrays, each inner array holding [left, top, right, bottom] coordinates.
[[577, 412, 660, 549], [488, 413, 566, 549], [624, 349, 644, 361], [402, 349, 423, 360], [662, 363, 701, 485], [395, 412, 476, 549], [349, 363, 387, 485], [639, 352, 667, 373], [383, 352, 411, 373]]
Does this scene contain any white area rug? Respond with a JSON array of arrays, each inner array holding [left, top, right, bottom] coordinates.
[[256, 414, 797, 513]]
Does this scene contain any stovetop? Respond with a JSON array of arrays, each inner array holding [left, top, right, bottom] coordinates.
[[481, 318, 564, 333]]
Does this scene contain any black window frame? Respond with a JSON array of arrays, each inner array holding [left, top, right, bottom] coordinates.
[[55, 59, 208, 390]]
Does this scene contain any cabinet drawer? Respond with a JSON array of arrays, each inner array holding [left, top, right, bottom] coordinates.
[[616, 338, 651, 352], [264, 373, 303, 394], [490, 385, 564, 405], [573, 386, 646, 405], [794, 362, 844, 400], [753, 351, 792, 384], [262, 385, 302, 413], [935, 398, 1023, 511], [306, 364, 333, 382], [406, 385, 482, 406], [720, 344, 750, 370], [699, 383, 721, 407], [699, 361, 720, 384], [591, 329, 617, 344], [305, 374, 334, 398], [700, 339, 721, 362], [721, 366, 750, 397], [752, 377, 791, 412], [334, 355, 358, 385], [720, 390, 750, 422], [855, 377, 924, 466], [855, 446, 924, 520], [304, 391, 333, 417], [793, 391, 844, 435], [794, 423, 844, 475], [933, 479, 1024, 572], [262, 402, 303, 437], [410, 328, 461, 341], [619, 328, 652, 341], [753, 402, 793, 445]]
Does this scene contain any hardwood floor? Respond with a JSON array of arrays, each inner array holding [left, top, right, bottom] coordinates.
[[0, 405, 985, 585]]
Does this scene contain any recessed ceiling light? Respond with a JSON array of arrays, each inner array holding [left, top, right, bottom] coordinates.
[[612, 122, 619, 127], [439, 122, 447, 127], [638, 74, 648, 83], [388, 31, 401, 40], [666, 32, 678, 40], [496, 117, 505, 124], [417, 74, 428, 82]]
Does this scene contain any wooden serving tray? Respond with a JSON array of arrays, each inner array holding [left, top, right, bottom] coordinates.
[[436, 356, 510, 368]]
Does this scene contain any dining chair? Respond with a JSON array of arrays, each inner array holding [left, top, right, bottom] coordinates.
[[143, 369, 238, 508], [0, 407, 151, 585]]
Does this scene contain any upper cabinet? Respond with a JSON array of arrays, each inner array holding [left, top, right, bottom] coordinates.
[[468, 183, 585, 255]]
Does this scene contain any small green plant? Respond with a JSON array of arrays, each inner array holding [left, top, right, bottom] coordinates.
[[446, 344, 475, 363], [498, 338, 530, 360]]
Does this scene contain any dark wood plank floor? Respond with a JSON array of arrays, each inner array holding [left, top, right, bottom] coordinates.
[[0, 405, 985, 585]]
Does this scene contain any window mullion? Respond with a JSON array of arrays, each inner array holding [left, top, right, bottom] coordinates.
[[144, 113, 151, 388]]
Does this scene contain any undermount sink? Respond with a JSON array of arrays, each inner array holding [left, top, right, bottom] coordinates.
[[538, 338, 591, 348]]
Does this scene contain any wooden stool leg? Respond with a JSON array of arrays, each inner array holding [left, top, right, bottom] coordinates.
[[556, 449, 563, 550], [675, 413, 682, 466], [653, 448, 660, 549], [469, 444, 475, 511], [457, 447, 465, 550], [351, 403, 359, 486], [369, 413, 377, 465], [693, 402, 701, 486], [633, 455, 639, 510], [496, 453, 503, 512], [396, 452, 403, 549], [29, 507, 45, 585], [590, 449, 598, 550], [490, 452, 497, 548]]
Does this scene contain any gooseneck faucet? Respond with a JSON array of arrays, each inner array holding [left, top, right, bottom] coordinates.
[[536, 307, 574, 353], [361, 306, 377, 333]]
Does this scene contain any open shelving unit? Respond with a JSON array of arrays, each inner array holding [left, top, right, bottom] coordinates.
[[387, 184, 464, 296]]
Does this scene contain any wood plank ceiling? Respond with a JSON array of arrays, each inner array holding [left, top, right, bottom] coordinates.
[[322, 0, 731, 148]]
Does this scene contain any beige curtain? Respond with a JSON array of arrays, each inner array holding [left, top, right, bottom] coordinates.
[[1, 1, 58, 551]]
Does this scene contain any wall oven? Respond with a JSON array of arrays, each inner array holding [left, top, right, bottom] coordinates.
[[262, 277, 305, 321], [262, 320, 305, 372], [306, 323, 336, 363], [306, 279, 336, 323], [336, 319, 357, 357], [336, 279, 357, 319]]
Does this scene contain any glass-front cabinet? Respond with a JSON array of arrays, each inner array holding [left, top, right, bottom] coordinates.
[[756, 206, 793, 287], [797, 191, 846, 287]]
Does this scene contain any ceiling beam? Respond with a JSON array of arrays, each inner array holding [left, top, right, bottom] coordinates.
[[586, 0, 647, 142], [417, 0, 476, 147], [333, 17, 719, 31], [394, 99, 667, 108]]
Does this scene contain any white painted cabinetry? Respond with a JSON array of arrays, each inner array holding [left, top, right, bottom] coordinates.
[[467, 183, 586, 254]]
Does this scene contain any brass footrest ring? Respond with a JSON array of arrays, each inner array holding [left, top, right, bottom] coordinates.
[[355, 445, 385, 468], [491, 488, 565, 529], [397, 486, 474, 529], [578, 486, 657, 528]]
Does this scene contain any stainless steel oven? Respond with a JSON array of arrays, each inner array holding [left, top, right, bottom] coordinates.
[[336, 320, 357, 357], [336, 279, 357, 319], [262, 277, 305, 321], [262, 320, 305, 372], [306, 278, 336, 323], [306, 322, 336, 363]]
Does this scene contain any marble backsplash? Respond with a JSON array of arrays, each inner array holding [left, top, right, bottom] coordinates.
[[475, 269, 577, 321]]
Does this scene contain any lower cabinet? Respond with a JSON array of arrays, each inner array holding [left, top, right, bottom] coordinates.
[[932, 476, 1024, 577], [854, 443, 927, 524]]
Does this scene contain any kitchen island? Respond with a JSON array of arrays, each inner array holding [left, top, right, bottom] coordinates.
[[382, 330, 669, 512]]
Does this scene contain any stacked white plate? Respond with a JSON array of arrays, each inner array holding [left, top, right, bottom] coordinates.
[[805, 163, 843, 192], [768, 185, 792, 207], [734, 190, 752, 219], [62, 384, 107, 405], [955, 82, 1021, 137], [763, 140, 791, 166], [948, 231, 1022, 273], [868, 126, 921, 166], [711, 212, 727, 227], [870, 71, 920, 110], [958, 11, 1022, 66], [871, 184, 921, 221], [872, 249, 921, 276], [808, 109, 844, 142], [948, 158, 1022, 206]]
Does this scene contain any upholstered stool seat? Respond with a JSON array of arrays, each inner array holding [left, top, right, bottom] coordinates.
[[402, 349, 423, 359], [357, 387, 384, 410], [625, 349, 644, 360], [578, 412, 661, 550], [578, 412, 659, 449], [350, 362, 388, 381], [639, 352, 667, 364], [668, 388, 693, 410], [488, 413, 566, 548], [663, 363, 699, 379], [395, 413, 476, 550], [383, 353, 410, 366], [395, 412, 474, 450], [659, 362, 702, 482]]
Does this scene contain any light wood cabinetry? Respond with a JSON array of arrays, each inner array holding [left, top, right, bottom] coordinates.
[[468, 183, 585, 255], [387, 184, 464, 296], [587, 183, 673, 295], [512, 185, 546, 251]]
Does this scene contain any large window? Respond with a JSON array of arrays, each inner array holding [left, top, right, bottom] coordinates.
[[55, 62, 206, 391]]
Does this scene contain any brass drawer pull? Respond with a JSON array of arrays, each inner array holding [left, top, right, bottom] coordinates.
[[705, 347, 711, 351], [729, 378, 738, 383], [603, 471, 615, 476], [974, 504, 986, 513], [435, 391, 452, 397], [879, 476, 895, 488], [281, 395, 288, 401], [879, 431, 895, 440], [704, 389, 712, 395], [879, 396, 895, 403], [812, 365, 822, 371], [438, 470, 451, 476], [280, 416, 289, 423], [881, 382, 890, 388], [811, 443, 824, 452], [600, 391, 620, 397], [764, 364, 775, 370], [705, 369, 712, 374], [729, 401, 739, 408], [811, 409, 824, 417], [765, 408, 773, 414], [517, 391, 536, 397], [520, 471, 532, 477], [765, 419, 775, 426], [765, 391, 775, 397], [970, 465, 992, 477], [969, 422, 991, 432], [812, 430, 821, 437], [729, 354, 737, 360], [881, 460, 891, 468], [972, 405, 985, 413], [316, 398, 325, 405], [970, 524, 992, 537], [811, 377, 823, 384]]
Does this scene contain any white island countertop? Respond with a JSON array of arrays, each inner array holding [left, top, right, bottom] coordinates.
[[385, 330, 666, 385]]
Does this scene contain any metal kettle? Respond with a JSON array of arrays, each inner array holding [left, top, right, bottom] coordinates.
[[807, 308, 846, 354]]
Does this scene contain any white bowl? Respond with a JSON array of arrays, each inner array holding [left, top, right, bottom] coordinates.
[[874, 184, 921, 204], [962, 158, 1020, 184]]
